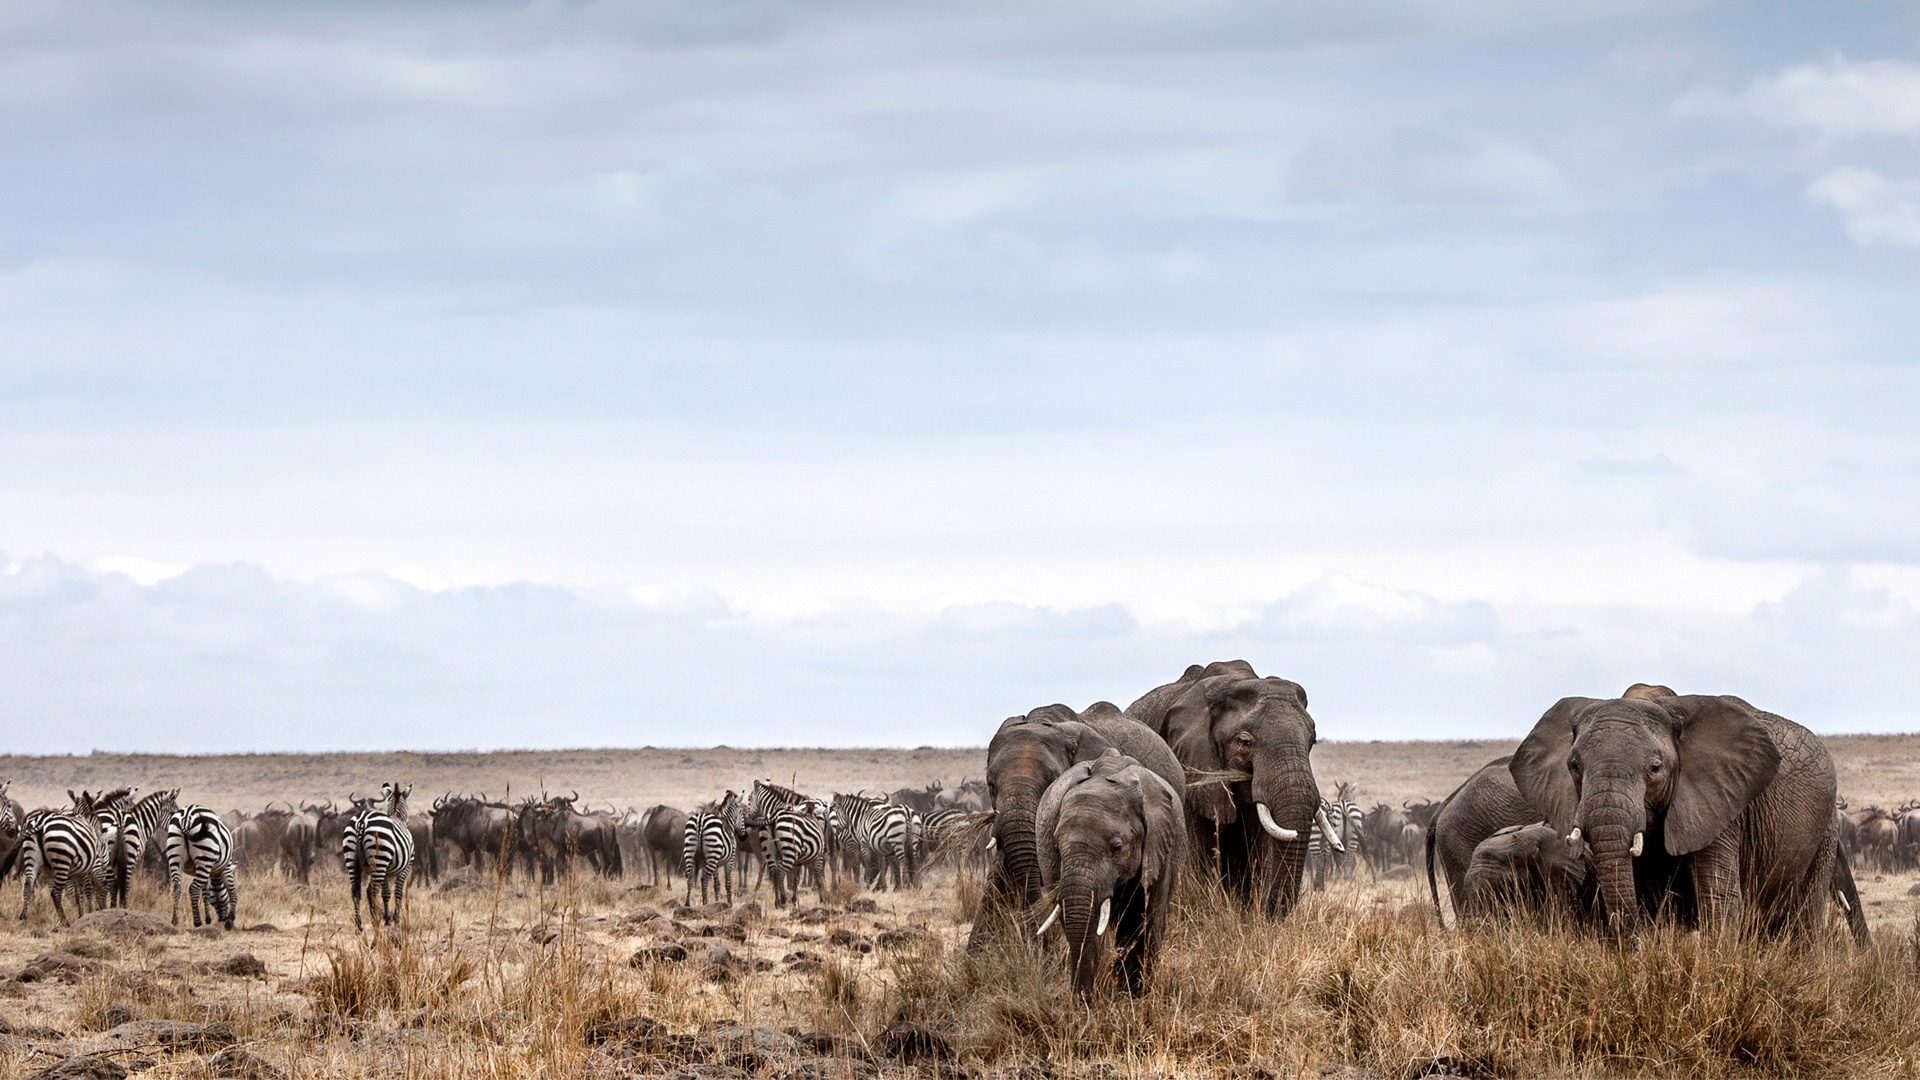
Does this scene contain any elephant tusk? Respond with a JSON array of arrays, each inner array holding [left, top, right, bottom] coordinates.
[[1566, 827, 1581, 848], [1255, 803, 1298, 841], [985, 835, 996, 851], [1315, 806, 1345, 852], [1095, 897, 1111, 938], [1035, 904, 1060, 937], [1838, 891, 1852, 913], [1630, 832, 1644, 858]]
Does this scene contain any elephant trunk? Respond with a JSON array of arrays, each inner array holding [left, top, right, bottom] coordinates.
[[1577, 776, 1645, 929], [993, 776, 1049, 907], [1056, 862, 1109, 1000]]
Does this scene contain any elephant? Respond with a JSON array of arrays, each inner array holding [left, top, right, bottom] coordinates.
[[1509, 683, 1868, 942], [1459, 822, 1592, 924], [1426, 755, 1539, 922], [1034, 750, 1186, 999], [969, 703, 1185, 950], [1128, 660, 1341, 918]]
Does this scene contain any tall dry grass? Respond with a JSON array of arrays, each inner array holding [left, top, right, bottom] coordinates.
[[12, 863, 1920, 1078]]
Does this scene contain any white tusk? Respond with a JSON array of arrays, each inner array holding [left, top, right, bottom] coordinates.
[[1255, 803, 1298, 841], [1315, 806, 1345, 852], [1630, 832, 1644, 858], [1838, 891, 1852, 913], [1095, 897, 1111, 937], [985, 836, 996, 851], [1035, 904, 1060, 936], [1566, 827, 1581, 848]]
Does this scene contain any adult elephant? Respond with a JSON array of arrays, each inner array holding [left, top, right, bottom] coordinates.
[[969, 703, 1183, 950], [1426, 756, 1538, 922], [1509, 684, 1864, 940], [1035, 750, 1185, 999], [1128, 660, 1339, 918]]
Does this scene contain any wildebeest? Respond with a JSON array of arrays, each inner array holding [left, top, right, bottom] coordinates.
[[632, 804, 689, 887]]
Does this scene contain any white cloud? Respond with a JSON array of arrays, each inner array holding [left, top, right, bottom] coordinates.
[[1808, 167, 1920, 247], [1742, 56, 1920, 139], [3, 553, 1911, 753]]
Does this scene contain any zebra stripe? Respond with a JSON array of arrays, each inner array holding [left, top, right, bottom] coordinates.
[[1308, 782, 1364, 887], [20, 810, 100, 924], [683, 810, 736, 906], [167, 805, 237, 930], [766, 800, 831, 908], [344, 782, 415, 930], [831, 793, 916, 891]]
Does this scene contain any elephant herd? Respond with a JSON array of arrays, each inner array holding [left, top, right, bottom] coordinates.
[[972, 665, 1874, 1001]]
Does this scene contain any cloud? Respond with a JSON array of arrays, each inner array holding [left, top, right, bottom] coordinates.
[[1808, 167, 1920, 247], [1741, 56, 1920, 139], [3, 554, 1915, 753]]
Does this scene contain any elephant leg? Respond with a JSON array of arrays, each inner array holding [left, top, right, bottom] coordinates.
[[1690, 830, 1744, 932]]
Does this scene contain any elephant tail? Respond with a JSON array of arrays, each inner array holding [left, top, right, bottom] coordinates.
[[1832, 850, 1870, 946], [1426, 811, 1444, 928]]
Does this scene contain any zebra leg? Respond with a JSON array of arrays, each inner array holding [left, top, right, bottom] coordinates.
[[170, 869, 184, 926], [220, 864, 238, 930], [350, 870, 365, 931], [391, 867, 410, 928], [20, 859, 35, 921]]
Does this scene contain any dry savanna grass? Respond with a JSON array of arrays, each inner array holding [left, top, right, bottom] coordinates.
[[5, 737, 1920, 1078]]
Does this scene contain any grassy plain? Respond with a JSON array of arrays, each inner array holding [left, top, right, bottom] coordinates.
[[3, 735, 1920, 1079]]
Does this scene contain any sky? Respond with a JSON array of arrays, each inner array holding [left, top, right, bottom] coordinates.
[[3, 1, 1919, 753]]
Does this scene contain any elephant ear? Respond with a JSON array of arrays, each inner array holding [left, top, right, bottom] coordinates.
[[1035, 760, 1098, 887], [1160, 684, 1233, 826], [1509, 698, 1600, 834], [1663, 695, 1781, 856], [1132, 765, 1185, 900], [1055, 720, 1115, 764]]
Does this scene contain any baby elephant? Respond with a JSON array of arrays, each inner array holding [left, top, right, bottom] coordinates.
[[1461, 822, 1591, 924], [1036, 749, 1185, 999]]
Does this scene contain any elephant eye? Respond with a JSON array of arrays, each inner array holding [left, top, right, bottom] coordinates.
[[1568, 759, 1582, 776], [1110, 836, 1124, 852], [1235, 732, 1254, 746], [1649, 757, 1662, 773]]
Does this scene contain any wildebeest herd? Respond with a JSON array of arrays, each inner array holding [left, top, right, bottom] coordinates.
[[0, 659, 1897, 1002]]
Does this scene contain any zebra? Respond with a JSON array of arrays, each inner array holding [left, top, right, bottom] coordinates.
[[919, 807, 988, 870], [1308, 781, 1364, 888], [682, 809, 735, 906], [748, 779, 809, 893], [831, 793, 916, 891], [766, 799, 833, 908], [20, 809, 100, 924], [102, 789, 180, 908], [166, 804, 237, 929], [343, 782, 416, 930]]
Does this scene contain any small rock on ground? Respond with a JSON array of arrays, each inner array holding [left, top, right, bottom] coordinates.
[[99, 1020, 237, 1051], [203, 1045, 287, 1080], [23, 1057, 128, 1080], [203, 954, 268, 978], [15, 952, 104, 983], [67, 910, 177, 939]]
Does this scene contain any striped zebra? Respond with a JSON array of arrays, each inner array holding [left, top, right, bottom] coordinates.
[[19, 809, 100, 924], [919, 807, 988, 870], [831, 793, 916, 891], [1308, 781, 1364, 888], [102, 789, 180, 909], [166, 804, 237, 929], [343, 782, 416, 930], [747, 780, 807, 892], [682, 809, 736, 906], [766, 799, 832, 908]]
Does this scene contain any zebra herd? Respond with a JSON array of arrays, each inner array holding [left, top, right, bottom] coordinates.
[[0, 775, 990, 932], [0, 783, 237, 930], [681, 780, 987, 908], [0, 778, 426, 932]]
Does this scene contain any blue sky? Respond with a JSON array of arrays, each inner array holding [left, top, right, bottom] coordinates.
[[3, 1, 1919, 752]]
